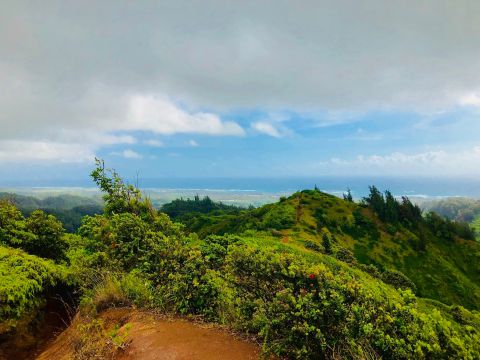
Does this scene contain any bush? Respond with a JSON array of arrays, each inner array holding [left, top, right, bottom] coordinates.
[[358, 263, 382, 279], [336, 247, 356, 264], [304, 241, 321, 252], [0, 202, 67, 261], [0, 246, 66, 333], [223, 244, 480, 359], [25, 210, 67, 261], [381, 269, 417, 293]]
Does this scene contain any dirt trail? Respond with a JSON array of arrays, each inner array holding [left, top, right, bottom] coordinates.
[[37, 308, 260, 360]]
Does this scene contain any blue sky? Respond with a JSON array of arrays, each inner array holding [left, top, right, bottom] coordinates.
[[1, 1, 480, 184], [98, 107, 480, 178]]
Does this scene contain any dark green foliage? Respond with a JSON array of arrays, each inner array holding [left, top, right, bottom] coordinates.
[[382, 269, 417, 293], [304, 240, 321, 252], [0, 192, 103, 232], [336, 247, 356, 264], [384, 190, 399, 224], [363, 186, 475, 242], [398, 196, 423, 228], [0, 201, 67, 261], [25, 210, 66, 261], [364, 186, 385, 218], [161, 195, 242, 220], [425, 211, 476, 241], [422, 197, 480, 222], [358, 263, 382, 278], [364, 187, 424, 228], [45, 204, 102, 233], [0, 246, 66, 333], [322, 233, 333, 254], [343, 188, 353, 202]]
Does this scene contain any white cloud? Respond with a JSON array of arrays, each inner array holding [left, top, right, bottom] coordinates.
[[188, 140, 199, 147], [2, 1, 480, 168], [0, 89, 243, 162], [1, 1, 480, 131], [318, 146, 480, 176], [144, 139, 164, 147], [459, 92, 480, 106], [251, 121, 282, 137], [0, 140, 94, 163], [125, 95, 244, 136], [122, 149, 143, 159], [110, 149, 143, 159]]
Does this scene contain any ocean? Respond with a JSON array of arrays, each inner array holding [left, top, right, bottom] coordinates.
[[136, 176, 480, 199]]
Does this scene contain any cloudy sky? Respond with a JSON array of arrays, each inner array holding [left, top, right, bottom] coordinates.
[[2, 1, 480, 184]]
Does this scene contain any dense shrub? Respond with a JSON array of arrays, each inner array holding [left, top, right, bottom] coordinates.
[[381, 269, 417, 293], [0, 246, 66, 333], [0, 201, 67, 261], [161, 195, 241, 220], [304, 240, 321, 252], [260, 203, 296, 230], [223, 244, 480, 359], [336, 247, 357, 264], [25, 210, 67, 261]]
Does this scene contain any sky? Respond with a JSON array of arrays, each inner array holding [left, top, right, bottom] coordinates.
[[2, 1, 480, 185]]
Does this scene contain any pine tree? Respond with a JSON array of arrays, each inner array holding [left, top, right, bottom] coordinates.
[[322, 233, 333, 254], [343, 188, 354, 202], [384, 190, 399, 223]]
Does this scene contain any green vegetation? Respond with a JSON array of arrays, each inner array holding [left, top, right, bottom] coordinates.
[[161, 195, 242, 220], [419, 197, 480, 240], [0, 200, 68, 261], [0, 246, 66, 333], [1, 162, 480, 359], [182, 187, 480, 310], [420, 197, 480, 223], [0, 192, 102, 232]]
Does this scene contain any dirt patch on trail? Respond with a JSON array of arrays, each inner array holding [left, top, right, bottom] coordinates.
[[37, 308, 261, 360]]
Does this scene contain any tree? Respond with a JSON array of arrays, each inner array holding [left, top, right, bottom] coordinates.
[[0, 201, 66, 261], [322, 233, 333, 254], [384, 190, 399, 224], [90, 158, 155, 220], [26, 210, 67, 261], [343, 188, 354, 202], [0, 200, 35, 248], [364, 186, 385, 219], [398, 196, 422, 228]]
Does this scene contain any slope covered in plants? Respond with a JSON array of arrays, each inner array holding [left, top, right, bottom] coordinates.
[[177, 188, 480, 310], [1, 162, 480, 359]]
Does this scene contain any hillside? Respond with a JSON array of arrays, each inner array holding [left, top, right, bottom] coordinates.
[[0, 192, 103, 232], [1, 163, 480, 359], [178, 189, 480, 310]]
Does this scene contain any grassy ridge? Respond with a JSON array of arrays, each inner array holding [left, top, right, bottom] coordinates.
[[178, 189, 480, 310]]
